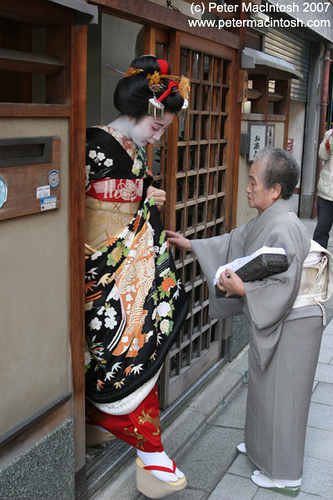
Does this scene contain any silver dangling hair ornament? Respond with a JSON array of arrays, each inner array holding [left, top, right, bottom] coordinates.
[[147, 71, 190, 120], [148, 96, 166, 120], [148, 80, 180, 120], [148, 82, 166, 120], [178, 98, 189, 120]]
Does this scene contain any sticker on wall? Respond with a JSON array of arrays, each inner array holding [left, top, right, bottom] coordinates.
[[287, 138, 294, 154], [0, 177, 8, 208], [40, 196, 57, 211], [37, 185, 51, 199], [48, 169, 60, 189]]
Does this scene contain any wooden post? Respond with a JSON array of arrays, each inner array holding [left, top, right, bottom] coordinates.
[[165, 30, 181, 231], [69, 21, 88, 498]]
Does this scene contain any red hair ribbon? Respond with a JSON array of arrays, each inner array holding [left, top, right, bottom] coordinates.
[[325, 139, 332, 155], [157, 59, 171, 75], [158, 80, 179, 103]]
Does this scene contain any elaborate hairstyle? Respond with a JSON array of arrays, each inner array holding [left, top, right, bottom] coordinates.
[[113, 55, 187, 119], [255, 148, 300, 199]]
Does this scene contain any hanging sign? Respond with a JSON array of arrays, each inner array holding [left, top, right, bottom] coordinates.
[[248, 123, 267, 162]]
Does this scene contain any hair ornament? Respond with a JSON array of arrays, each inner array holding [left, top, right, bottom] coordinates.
[[158, 81, 179, 102], [147, 71, 165, 119], [105, 63, 125, 76], [179, 76, 190, 100], [147, 71, 187, 86], [157, 58, 171, 75], [148, 97, 165, 120], [148, 79, 179, 120], [107, 57, 190, 121], [147, 71, 161, 87], [178, 98, 188, 120], [106, 64, 143, 78], [124, 66, 144, 78], [147, 74, 190, 120]]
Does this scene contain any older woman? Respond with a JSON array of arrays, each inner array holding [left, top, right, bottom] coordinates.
[[84, 55, 189, 498], [167, 148, 327, 497]]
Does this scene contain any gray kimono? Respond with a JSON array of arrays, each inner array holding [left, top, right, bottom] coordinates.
[[192, 198, 323, 479]]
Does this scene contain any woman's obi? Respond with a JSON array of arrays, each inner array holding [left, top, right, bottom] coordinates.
[[86, 178, 143, 202], [293, 239, 333, 324], [85, 178, 143, 253]]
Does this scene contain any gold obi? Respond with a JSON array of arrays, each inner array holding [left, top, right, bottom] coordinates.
[[85, 195, 140, 255]]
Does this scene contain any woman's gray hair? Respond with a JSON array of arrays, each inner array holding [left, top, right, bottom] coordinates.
[[255, 148, 300, 199]]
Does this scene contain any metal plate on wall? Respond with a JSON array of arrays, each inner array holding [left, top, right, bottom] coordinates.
[[0, 136, 61, 220]]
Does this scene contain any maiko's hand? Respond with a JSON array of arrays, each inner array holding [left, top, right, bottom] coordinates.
[[147, 186, 166, 210], [217, 269, 245, 298]]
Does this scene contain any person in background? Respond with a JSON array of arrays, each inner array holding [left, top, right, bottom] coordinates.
[[167, 148, 328, 497], [313, 128, 333, 248], [84, 55, 189, 499]]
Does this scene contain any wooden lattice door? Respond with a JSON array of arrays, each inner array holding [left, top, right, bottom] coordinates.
[[150, 32, 237, 409]]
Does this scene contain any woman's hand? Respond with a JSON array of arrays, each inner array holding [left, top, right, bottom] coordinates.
[[147, 186, 166, 210], [165, 230, 192, 252], [216, 269, 245, 298]]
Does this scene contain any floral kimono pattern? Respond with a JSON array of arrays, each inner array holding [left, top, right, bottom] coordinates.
[[85, 127, 188, 404]]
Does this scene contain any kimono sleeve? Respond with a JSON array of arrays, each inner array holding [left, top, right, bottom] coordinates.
[[243, 219, 310, 331], [191, 221, 253, 319]]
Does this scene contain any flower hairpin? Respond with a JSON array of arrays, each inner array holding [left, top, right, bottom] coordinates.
[[147, 71, 162, 87], [124, 66, 144, 78], [179, 76, 190, 100]]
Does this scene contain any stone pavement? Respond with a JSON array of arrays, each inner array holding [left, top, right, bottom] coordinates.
[[91, 219, 333, 500]]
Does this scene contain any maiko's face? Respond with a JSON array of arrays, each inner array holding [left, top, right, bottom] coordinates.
[[129, 112, 175, 147]]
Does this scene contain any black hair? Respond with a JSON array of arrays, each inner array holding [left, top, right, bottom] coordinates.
[[113, 55, 184, 119], [255, 148, 300, 199]]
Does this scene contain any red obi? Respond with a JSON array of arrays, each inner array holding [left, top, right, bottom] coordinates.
[[86, 178, 143, 202]]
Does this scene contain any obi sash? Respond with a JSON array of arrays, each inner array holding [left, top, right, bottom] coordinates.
[[293, 239, 333, 324], [86, 178, 143, 202]]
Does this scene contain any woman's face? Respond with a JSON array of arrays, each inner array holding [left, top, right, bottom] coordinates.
[[246, 159, 280, 213], [129, 112, 175, 147]]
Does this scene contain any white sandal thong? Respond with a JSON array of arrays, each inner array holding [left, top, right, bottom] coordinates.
[[136, 457, 187, 499], [251, 470, 301, 497], [236, 442, 247, 455]]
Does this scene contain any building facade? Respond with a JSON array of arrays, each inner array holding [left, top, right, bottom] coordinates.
[[0, 1, 332, 498]]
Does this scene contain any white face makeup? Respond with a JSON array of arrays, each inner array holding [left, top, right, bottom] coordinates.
[[128, 112, 175, 147]]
